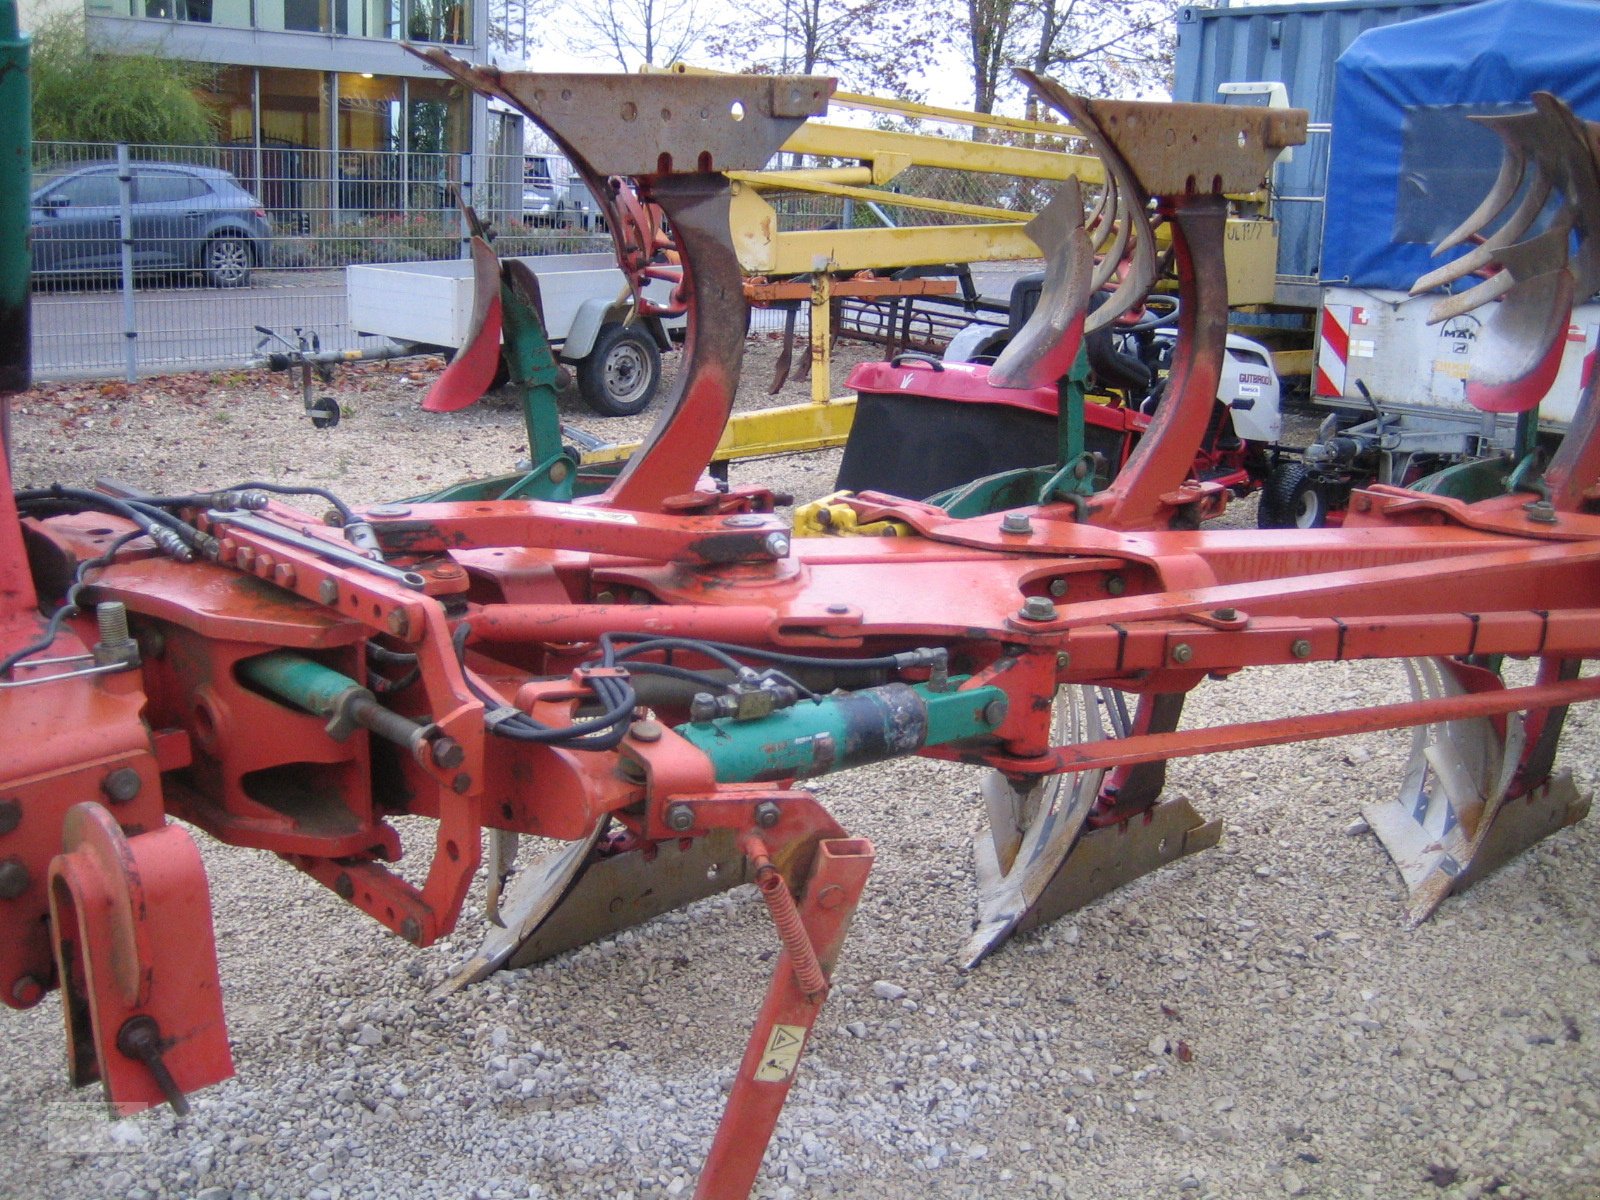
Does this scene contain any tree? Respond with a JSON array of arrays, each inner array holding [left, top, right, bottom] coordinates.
[[1022, 0, 1182, 103], [966, 0, 1021, 116], [30, 13, 218, 145], [705, 0, 940, 98], [961, 0, 1184, 118], [564, 0, 702, 71]]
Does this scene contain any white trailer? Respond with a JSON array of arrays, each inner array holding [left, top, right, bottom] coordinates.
[[347, 253, 679, 416]]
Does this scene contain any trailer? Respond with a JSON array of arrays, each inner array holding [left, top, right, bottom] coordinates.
[[346, 252, 677, 416]]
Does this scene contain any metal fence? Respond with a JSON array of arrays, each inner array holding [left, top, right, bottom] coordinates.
[[29, 141, 609, 380], [28, 139, 1039, 380]]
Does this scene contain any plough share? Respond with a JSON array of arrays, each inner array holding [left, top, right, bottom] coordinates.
[[3, 61, 1599, 1199]]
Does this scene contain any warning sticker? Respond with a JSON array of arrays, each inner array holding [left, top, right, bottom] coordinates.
[[754, 1024, 808, 1083]]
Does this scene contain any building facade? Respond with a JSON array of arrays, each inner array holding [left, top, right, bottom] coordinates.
[[21, 0, 518, 229]]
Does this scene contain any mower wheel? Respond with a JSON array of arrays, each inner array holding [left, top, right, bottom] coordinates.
[[1258, 461, 1331, 530]]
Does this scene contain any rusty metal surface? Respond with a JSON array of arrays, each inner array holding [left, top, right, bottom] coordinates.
[[411, 52, 831, 178], [986, 179, 1094, 390], [1017, 69, 1306, 197]]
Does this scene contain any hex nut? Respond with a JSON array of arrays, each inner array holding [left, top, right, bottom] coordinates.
[[1170, 643, 1194, 665], [318, 579, 340, 605], [754, 801, 781, 828], [1291, 639, 1313, 659], [1020, 596, 1056, 622], [665, 804, 695, 832], [1000, 512, 1033, 536]]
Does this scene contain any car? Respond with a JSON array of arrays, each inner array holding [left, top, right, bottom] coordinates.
[[31, 162, 273, 288], [522, 153, 604, 231]]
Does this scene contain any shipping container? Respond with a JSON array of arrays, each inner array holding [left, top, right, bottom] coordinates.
[[1173, 0, 1478, 305]]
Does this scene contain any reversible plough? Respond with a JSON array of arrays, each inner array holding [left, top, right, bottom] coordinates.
[[4, 53, 1600, 1199]]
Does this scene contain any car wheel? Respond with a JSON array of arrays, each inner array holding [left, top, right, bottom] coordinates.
[[205, 235, 252, 288], [577, 322, 661, 417], [1257, 461, 1331, 529]]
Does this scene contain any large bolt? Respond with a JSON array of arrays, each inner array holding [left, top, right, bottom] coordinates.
[[0, 798, 19, 836], [1104, 576, 1126, 596], [764, 531, 791, 558], [754, 801, 781, 828], [1291, 639, 1313, 659], [1212, 608, 1238, 622], [93, 602, 139, 668], [665, 803, 695, 832], [1019, 595, 1056, 622], [430, 738, 465, 769], [318, 579, 339, 605], [982, 697, 1009, 726], [100, 768, 142, 805], [0, 858, 31, 900], [629, 719, 664, 743], [1000, 512, 1033, 536], [1170, 643, 1193, 665], [1048, 578, 1068, 598]]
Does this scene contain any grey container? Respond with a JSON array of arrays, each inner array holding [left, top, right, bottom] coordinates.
[[1174, 0, 1478, 304]]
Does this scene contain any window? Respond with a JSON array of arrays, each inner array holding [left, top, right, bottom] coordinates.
[[53, 172, 121, 207], [135, 171, 209, 203], [1395, 104, 1528, 246]]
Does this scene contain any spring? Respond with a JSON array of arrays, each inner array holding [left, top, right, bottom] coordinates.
[[746, 837, 828, 999]]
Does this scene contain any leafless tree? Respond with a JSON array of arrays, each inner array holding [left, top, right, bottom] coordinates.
[[705, 0, 940, 98], [562, 0, 703, 70]]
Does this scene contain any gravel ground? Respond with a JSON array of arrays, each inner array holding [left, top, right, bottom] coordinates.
[[4, 342, 1599, 1200]]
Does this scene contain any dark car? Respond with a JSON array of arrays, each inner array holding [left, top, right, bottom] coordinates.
[[31, 162, 273, 288]]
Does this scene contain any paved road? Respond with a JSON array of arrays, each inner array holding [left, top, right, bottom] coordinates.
[[29, 260, 1044, 382], [30, 268, 376, 380]]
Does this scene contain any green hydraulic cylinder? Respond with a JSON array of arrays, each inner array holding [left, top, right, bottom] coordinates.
[[0, 0, 30, 400], [239, 651, 463, 767], [674, 680, 1008, 784]]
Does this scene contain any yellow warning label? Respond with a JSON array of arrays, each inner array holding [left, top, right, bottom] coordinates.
[[1433, 360, 1470, 379], [754, 1024, 807, 1083]]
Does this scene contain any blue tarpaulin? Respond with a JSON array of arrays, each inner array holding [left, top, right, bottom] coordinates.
[[1321, 0, 1600, 290]]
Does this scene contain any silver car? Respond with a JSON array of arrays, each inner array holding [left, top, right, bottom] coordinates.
[[31, 162, 273, 288]]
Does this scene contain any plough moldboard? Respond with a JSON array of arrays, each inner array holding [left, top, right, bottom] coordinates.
[[3, 58, 1599, 1198]]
